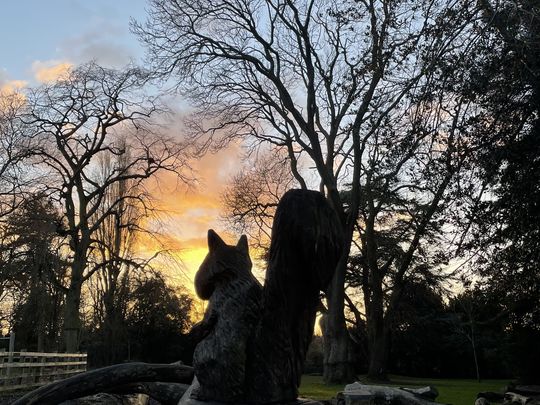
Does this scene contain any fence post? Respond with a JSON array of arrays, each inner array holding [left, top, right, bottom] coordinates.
[[6, 332, 15, 378]]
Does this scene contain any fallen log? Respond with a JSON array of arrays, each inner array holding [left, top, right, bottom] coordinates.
[[338, 382, 447, 405], [504, 392, 532, 405], [400, 386, 438, 401], [13, 362, 194, 405], [109, 381, 190, 404]]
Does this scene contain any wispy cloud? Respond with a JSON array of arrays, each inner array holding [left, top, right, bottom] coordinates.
[[0, 80, 26, 96], [31, 60, 72, 83], [58, 21, 136, 68], [0, 70, 27, 95]]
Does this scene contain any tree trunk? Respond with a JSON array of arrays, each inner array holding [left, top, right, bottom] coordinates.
[[323, 254, 356, 383], [470, 321, 481, 383], [366, 280, 390, 381], [103, 286, 118, 365], [37, 286, 46, 352], [367, 329, 390, 381], [37, 329, 44, 353], [64, 269, 83, 353]]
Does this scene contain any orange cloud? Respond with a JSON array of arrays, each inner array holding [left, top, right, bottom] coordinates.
[[148, 140, 244, 239], [0, 78, 27, 112], [0, 79, 27, 97], [130, 140, 247, 294], [32, 60, 72, 83]]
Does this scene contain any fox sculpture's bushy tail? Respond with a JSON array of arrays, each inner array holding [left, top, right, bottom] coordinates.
[[246, 189, 343, 403]]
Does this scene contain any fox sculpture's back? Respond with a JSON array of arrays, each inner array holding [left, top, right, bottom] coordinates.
[[192, 189, 342, 403]]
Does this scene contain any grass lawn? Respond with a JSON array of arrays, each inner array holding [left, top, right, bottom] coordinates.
[[299, 374, 511, 405]]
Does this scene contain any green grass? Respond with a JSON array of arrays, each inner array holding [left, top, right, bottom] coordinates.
[[299, 374, 511, 405], [299, 375, 345, 400]]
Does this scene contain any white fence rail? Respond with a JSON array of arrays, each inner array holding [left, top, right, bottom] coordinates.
[[0, 351, 87, 392]]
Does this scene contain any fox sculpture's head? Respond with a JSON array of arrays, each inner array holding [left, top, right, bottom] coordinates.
[[194, 229, 252, 300]]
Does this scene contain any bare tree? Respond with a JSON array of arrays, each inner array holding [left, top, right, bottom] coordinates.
[[87, 142, 144, 364], [451, 291, 481, 382], [135, 0, 479, 381], [25, 62, 193, 352], [0, 93, 40, 335], [221, 150, 296, 255], [0, 92, 35, 219]]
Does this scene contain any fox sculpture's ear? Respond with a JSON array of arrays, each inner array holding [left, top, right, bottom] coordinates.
[[208, 229, 226, 252], [236, 234, 249, 254]]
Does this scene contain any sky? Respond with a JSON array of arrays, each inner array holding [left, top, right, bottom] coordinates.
[[0, 0, 246, 290]]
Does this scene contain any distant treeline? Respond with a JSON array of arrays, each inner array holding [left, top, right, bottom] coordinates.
[[305, 283, 539, 381]]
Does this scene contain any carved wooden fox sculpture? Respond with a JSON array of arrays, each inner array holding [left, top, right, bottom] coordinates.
[[192, 189, 343, 403]]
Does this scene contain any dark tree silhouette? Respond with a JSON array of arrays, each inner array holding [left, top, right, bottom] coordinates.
[[134, 0, 482, 380], [25, 62, 192, 352], [0, 194, 66, 352], [86, 140, 150, 365], [459, 0, 540, 383], [0, 92, 35, 219], [125, 272, 193, 363]]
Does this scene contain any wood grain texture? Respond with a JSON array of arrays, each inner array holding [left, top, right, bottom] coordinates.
[[12, 362, 193, 405]]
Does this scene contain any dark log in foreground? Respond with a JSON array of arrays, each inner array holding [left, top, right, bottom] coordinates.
[[109, 381, 190, 404], [512, 385, 540, 396], [13, 362, 194, 405]]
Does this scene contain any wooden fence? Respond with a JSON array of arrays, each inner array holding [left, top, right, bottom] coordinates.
[[0, 351, 87, 392]]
